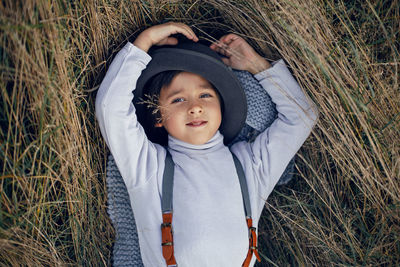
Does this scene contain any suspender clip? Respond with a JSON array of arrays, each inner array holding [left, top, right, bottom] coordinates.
[[161, 222, 172, 228]]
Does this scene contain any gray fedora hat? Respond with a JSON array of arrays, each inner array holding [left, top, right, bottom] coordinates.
[[134, 41, 247, 145]]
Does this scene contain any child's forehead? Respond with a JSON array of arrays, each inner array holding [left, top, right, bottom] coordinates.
[[173, 71, 211, 83], [163, 71, 216, 91]]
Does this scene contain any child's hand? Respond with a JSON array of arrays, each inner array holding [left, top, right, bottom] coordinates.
[[133, 22, 199, 53], [210, 34, 271, 74]]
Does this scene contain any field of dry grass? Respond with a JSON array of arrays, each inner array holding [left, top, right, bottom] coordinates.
[[1, 0, 399, 266]]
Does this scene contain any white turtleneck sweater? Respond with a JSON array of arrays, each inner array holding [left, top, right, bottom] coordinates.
[[95, 42, 318, 267]]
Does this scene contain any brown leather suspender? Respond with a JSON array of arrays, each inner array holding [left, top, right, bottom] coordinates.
[[161, 213, 176, 266], [161, 151, 177, 267], [243, 218, 261, 266], [161, 151, 261, 266], [232, 152, 262, 267]]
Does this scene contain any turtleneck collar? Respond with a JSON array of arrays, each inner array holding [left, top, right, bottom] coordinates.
[[168, 131, 225, 154]]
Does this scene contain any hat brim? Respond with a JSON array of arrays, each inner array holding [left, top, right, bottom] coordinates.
[[134, 42, 247, 145]]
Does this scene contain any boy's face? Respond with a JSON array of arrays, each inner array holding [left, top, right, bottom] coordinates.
[[156, 72, 222, 145]]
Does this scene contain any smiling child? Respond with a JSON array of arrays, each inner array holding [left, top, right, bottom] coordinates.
[[95, 22, 318, 267], [155, 71, 222, 145]]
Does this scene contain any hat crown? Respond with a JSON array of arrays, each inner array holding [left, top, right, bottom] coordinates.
[[149, 41, 222, 62]]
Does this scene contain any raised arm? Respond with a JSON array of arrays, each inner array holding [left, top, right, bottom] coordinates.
[[247, 60, 318, 197], [95, 43, 158, 188], [211, 34, 318, 198], [96, 22, 199, 189]]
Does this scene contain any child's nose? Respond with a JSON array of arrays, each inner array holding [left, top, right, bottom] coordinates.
[[188, 103, 203, 115]]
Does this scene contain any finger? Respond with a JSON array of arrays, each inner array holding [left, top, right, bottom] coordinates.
[[212, 43, 227, 56], [182, 24, 199, 41], [221, 33, 239, 45], [210, 35, 236, 53], [174, 23, 199, 41], [164, 37, 178, 45], [210, 39, 224, 50], [217, 41, 232, 57], [155, 37, 178, 46], [221, 57, 231, 66], [210, 43, 227, 52]]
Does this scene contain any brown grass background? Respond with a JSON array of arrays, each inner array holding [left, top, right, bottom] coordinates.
[[1, 0, 399, 266]]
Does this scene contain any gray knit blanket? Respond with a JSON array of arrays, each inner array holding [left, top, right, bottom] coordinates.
[[106, 69, 295, 266]]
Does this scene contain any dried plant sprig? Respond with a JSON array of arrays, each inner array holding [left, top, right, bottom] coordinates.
[[137, 94, 163, 123], [137, 94, 174, 124], [138, 94, 160, 115]]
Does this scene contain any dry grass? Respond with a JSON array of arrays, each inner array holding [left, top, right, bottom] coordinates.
[[1, 0, 399, 266]]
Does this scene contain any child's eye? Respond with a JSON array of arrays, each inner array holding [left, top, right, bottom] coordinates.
[[171, 97, 185, 104], [200, 93, 212, 98]]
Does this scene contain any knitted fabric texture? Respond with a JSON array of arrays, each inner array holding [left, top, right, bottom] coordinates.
[[107, 155, 144, 267], [106, 69, 295, 266]]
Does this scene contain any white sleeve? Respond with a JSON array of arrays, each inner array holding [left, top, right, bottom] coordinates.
[[232, 60, 319, 199], [95, 42, 162, 189]]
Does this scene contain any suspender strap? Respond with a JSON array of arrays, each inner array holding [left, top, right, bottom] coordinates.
[[231, 153, 252, 218], [162, 151, 174, 213], [232, 153, 261, 266], [161, 150, 260, 266], [161, 151, 177, 266]]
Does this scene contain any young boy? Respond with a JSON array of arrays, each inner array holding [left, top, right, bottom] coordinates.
[[96, 22, 318, 267]]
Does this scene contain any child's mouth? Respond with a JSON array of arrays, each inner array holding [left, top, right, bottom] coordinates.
[[186, 120, 207, 127]]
